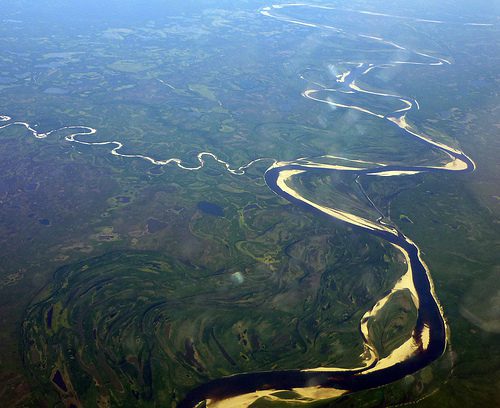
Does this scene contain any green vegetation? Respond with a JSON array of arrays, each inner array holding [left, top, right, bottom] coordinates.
[[0, 0, 498, 407], [22, 233, 403, 406]]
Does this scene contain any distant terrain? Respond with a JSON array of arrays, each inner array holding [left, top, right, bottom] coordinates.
[[0, 1, 498, 407]]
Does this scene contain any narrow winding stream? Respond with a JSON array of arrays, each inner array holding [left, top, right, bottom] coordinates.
[[0, 3, 484, 407]]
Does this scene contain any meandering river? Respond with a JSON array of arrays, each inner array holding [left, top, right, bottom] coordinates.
[[179, 4, 478, 407], [0, 3, 484, 407]]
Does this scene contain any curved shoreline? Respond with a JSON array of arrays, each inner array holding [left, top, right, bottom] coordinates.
[[179, 4, 480, 407], [1, 3, 484, 407]]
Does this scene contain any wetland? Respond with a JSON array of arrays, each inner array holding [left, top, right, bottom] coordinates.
[[0, 0, 499, 407]]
